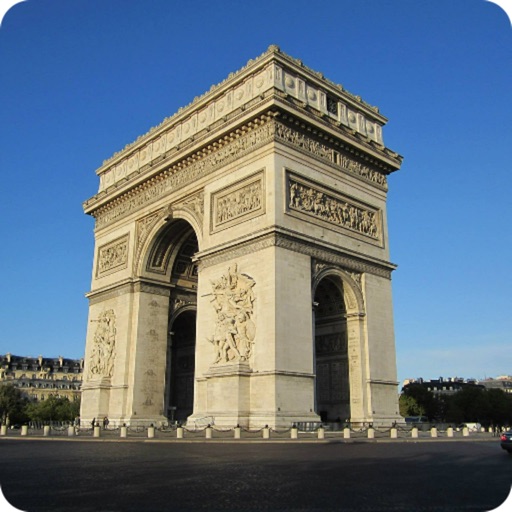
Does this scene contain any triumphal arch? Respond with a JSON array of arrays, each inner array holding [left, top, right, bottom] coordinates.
[[81, 46, 403, 428]]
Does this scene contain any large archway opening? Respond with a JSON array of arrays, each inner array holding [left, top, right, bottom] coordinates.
[[153, 222, 198, 423], [313, 275, 350, 423]]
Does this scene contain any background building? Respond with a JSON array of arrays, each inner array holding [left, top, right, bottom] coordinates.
[[0, 353, 83, 402]]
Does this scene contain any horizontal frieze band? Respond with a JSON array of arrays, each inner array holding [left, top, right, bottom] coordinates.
[[90, 117, 391, 230], [86, 278, 173, 305], [196, 229, 394, 279]]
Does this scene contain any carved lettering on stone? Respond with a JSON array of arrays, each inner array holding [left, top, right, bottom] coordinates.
[[88, 309, 116, 379], [96, 235, 129, 277], [287, 175, 381, 241], [206, 264, 256, 365]]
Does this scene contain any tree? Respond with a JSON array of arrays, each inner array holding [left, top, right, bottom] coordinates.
[[25, 396, 80, 423], [400, 383, 437, 420], [0, 384, 29, 425]]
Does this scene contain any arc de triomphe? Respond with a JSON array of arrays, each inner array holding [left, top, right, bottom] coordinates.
[[81, 46, 403, 428]]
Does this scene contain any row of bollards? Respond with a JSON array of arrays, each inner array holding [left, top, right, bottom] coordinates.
[[0, 424, 472, 440]]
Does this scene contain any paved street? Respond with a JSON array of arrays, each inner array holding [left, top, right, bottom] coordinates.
[[0, 438, 510, 512]]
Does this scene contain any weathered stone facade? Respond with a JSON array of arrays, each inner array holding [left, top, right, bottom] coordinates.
[[81, 46, 403, 428]]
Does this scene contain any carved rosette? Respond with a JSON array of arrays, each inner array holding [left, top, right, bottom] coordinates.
[[88, 309, 116, 380], [207, 264, 256, 366]]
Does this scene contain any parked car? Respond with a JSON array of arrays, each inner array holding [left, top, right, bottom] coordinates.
[[500, 430, 512, 453]]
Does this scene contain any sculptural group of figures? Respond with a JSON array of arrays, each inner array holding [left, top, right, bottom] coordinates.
[[215, 182, 262, 225], [88, 309, 116, 378], [208, 264, 256, 364], [289, 181, 379, 238]]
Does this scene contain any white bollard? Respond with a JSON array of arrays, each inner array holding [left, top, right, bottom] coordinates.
[[68, 425, 75, 437], [21, 425, 28, 436], [205, 426, 212, 439], [390, 428, 398, 439], [317, 427, 325, 440], [43, 425, 51, 437], [411, 427, 419, 438], [176, 427, 184, 439], [291, 427, 298, 439], [93, 425, 101, 438], [148, 426, 155, 438], [343, 427, 351, 439], [430, 427, 438, 438], [447, 427, 454, 437], [234, 427, 241, 439], [262, 426, 270, 439], [0, 425, 7, 436], [462, 427, 469, 437], [120, 426, 127, 438], [367, 428, 375, 439]]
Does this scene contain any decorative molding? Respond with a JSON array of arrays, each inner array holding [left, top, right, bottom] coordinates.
[[96, 234, 129, 277], [177, 190, 204, 228], [170, 297, 197, 316], [134, 209, 165, 273], [274, 117, 388, 189], [90, 45, 400, 197], [311, 259, 364, 313], [91, 113, 392, 231], [86, 278, 172, 305], [211, 170, 265, 233], [197, 231, 393, 279], [287, 172, 382, 243], [92, 118, 275, 229]]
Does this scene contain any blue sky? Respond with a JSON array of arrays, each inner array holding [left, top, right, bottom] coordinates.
[[0, 0, 510, 386]]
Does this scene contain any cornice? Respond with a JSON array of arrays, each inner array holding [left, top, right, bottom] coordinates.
[[98, 45, 385, 170], [85, 114, 398, 230], [195, 227, 396, 279], [86, 46, 402, 207], [86, 277, 173, 305]]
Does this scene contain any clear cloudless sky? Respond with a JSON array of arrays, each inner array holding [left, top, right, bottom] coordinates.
[[0, 0, 510, 386]]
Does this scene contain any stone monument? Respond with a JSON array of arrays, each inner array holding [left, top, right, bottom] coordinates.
[[81, 46, 403, 428]]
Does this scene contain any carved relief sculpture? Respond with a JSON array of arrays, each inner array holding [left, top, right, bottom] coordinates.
[[207, 264, 256, 365], [211, 172, 265, 232], [88, 309, 117, 379], [288, 176, 381, 241], [96, 235, 129, 276]]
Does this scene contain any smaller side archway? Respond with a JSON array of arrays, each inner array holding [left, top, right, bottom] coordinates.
[[312, 266, 366, 425], [165, 307, 197, 423]]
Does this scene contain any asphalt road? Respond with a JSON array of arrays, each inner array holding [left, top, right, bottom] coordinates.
[[0, 439, 510, 512]]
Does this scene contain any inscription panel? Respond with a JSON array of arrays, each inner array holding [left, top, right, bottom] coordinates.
[[210, 171, 265, 233], [286, 172, 383, 246]]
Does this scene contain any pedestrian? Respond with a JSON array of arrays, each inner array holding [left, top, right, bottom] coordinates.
[[103, 416, 109, 429], [91, 417, 96, 429]]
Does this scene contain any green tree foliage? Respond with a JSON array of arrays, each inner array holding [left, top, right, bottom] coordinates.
[[0, 384, 29, 425], [400, 383, 438, 420], [400, 383, 512, 425], [25, 396, 80, 423]]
